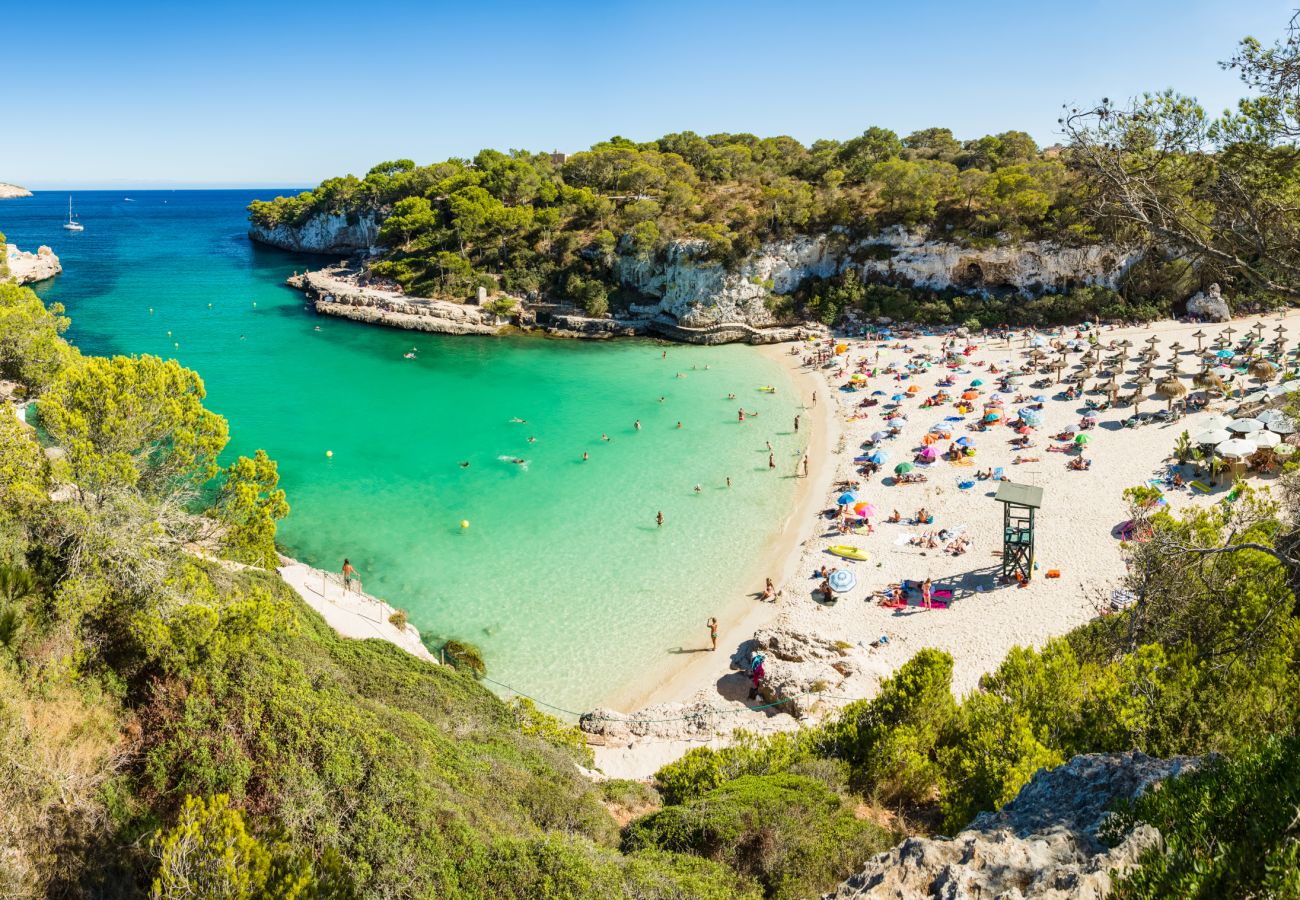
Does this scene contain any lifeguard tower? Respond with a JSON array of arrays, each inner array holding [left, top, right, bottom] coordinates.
[[995, 481, 1043, 584]]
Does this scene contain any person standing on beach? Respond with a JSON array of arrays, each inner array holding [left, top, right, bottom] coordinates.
[[794, 414, 800, 432], [812, 391, 817, 406], [766, 440, 772, 451], [707, 617, 718, 651], [656, 511, 664, 527], [802, 454, 809, 477], [342, 559, 360, 594], [769, 453, 776, 469]]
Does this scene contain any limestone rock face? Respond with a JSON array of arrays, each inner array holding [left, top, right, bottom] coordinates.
[[615, 230, 1140, 328], [0, 183, 32, 199], [1185, 283, 1231, 322], [249, 211, 382, 255], [825, 751, 1201, 900], [4, 243, 61, 284]]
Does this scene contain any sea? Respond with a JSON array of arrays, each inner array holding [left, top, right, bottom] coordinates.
[[2, 190, 804, 712]]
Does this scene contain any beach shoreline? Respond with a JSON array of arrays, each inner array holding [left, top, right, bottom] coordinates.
[[588, 310, 1300, 779], [600, 343, 838, 713]]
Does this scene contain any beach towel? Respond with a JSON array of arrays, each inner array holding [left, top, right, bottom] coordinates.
[[1190, 480, 1212, 494], [894, 533, 917, 546]]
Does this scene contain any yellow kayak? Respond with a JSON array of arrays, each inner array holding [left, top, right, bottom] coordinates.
[[828, 545, 868, 561]]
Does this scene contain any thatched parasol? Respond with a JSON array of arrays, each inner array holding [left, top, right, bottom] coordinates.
[[1250, 359, 1278, 382], [1155, 376, 1188, 411], [1192, 329, 1206, 352]]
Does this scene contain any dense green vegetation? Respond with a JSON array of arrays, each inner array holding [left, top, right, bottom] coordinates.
[[249, 129, 1099, 320]]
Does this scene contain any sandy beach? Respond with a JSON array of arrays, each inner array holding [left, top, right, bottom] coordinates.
[[591, 309, 1300, 778]]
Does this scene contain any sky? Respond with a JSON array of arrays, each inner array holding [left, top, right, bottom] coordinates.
[[3, 0, 1293, 188]]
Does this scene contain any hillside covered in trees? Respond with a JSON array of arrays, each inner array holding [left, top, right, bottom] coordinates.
[[250, 21, 1300, 332]]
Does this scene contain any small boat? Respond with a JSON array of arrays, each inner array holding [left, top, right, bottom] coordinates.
[[123, 197, 135, 202], [758, 386, 776, 393], [62, 196, 84, 232], [828, 545, 868, 561]]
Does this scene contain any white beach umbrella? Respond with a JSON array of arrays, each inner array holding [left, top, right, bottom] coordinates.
[[1255, 431, 1282, 448], [1243, 390, 1270, 404], [1200, 414, 1234, 430], [1269, 420, 1297, 435], [1229, 418, 1265, 433], [1217, 437, 1259, 458], [1191, 428, 1232, 445]]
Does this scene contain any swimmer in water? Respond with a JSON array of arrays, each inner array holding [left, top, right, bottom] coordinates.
[[527, 436, 537, 443], [582, 451, 589, 462], [728, 393, 736, 400], [601, 433, 611, 442], [404, 352, 416, 359], [459, 461, 470, 468], [676, 421, 683, 429], [635, 420, 641, 430], [511, 417, 527, 424], [656, 511, 664, 527], [314, 326, 321, 332], [659, 396, 665, 403], [513, 458, 526, 465], [726, 476, 731, 488]]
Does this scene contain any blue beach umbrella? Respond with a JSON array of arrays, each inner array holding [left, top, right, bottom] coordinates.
[[956, 436, 973, 447], [871, 390, 886, 396], [971, 379, 984, 386], [828, 569, 857, 592], [891, 393, 907, 402], [837, 491, 859, 505], [1216, 349, 1235, 359], [871, 430, 888, 442], [868, 450, 890, 464]]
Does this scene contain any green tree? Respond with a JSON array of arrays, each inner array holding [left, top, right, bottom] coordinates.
[[40, 354, 230, 502], [0, 283, 76, 392], [213, 450, 289, 569]]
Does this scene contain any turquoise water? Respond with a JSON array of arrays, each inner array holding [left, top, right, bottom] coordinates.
[[4, 192, 803, 710]]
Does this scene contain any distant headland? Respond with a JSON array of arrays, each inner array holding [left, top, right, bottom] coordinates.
[[0, 183, 32, 199]]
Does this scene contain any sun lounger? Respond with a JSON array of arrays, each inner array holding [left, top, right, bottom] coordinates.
[[1190, 480, 1213, 494]]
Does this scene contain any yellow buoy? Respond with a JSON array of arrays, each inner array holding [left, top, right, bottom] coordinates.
[[325, 450, 333, 458], [460, 520, 470, 529]]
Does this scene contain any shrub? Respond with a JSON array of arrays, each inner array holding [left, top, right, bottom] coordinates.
[[624, 774, 891, 900], [442, 638, 487, 678], [387, 609, 408, 630]]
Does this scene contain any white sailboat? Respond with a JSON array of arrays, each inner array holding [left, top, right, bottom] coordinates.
[[62, 196, 84, 232]]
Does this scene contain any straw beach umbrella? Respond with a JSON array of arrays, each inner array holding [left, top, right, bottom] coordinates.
[[1156, 377, 1187, 413], [1192, 330, 1206, 352]]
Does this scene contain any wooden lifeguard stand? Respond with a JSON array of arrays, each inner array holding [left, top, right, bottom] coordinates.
[[995, 481, 1043, 583]]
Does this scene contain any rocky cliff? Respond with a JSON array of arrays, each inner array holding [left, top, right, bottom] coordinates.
[[4, 243, 61, 285], [249, 210, 381, 255], [826, 751, 1199, 900], [0, 183, 32, 199], [616, 229, 1141, 328]]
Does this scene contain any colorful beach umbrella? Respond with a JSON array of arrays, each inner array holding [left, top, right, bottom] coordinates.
[[962, 391, 979, 400], [853, 501, 878, 517], [837, 491, 859, 505], [1075, 433, 1090, 444], [828, 569, 857, 592], [894, 462, 914, 475], [919, 446, 938, 460], [956, 436, 973, 447], [971, 379, 984, 386], [985, 411, 1002, 422], [867, 450, 889, 464]]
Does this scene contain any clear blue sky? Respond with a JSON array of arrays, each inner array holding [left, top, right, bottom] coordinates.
[[5, 0, 1292, 188]]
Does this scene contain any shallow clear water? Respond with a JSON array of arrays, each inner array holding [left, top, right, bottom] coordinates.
[[4, 191, 803, 711]]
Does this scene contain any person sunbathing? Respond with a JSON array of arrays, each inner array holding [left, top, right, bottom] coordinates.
[[1013, 455, 1041, 464], [888, 509, 901, 523]]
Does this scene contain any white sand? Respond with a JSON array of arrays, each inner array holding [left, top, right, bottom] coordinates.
[[593, 310, 1300, 778]]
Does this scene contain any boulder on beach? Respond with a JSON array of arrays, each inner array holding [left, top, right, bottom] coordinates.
[[1186, 283, 1231, 322]]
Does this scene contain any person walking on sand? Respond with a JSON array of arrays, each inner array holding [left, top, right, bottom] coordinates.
[[342, 559, 360, 594], [802, 454, 809, 477], [707, 617, 718, 651], [794, 414, 800, 432], [657, 511, 664, 527], [766, 440, 772, 451], [812, 391, 817, 406], [769, 452, 776, 469]]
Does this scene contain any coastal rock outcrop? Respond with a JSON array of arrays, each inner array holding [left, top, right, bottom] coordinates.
[[249, 211, 381, 255], [0, 183, 32, 199], [4, 243, 61, 285], [292, 267, 505, 335], [1185, 283, 1231, 322], [826, 751, 1201, 899], [615, 230, 1141, 329], [743, 627, 860, 719]]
